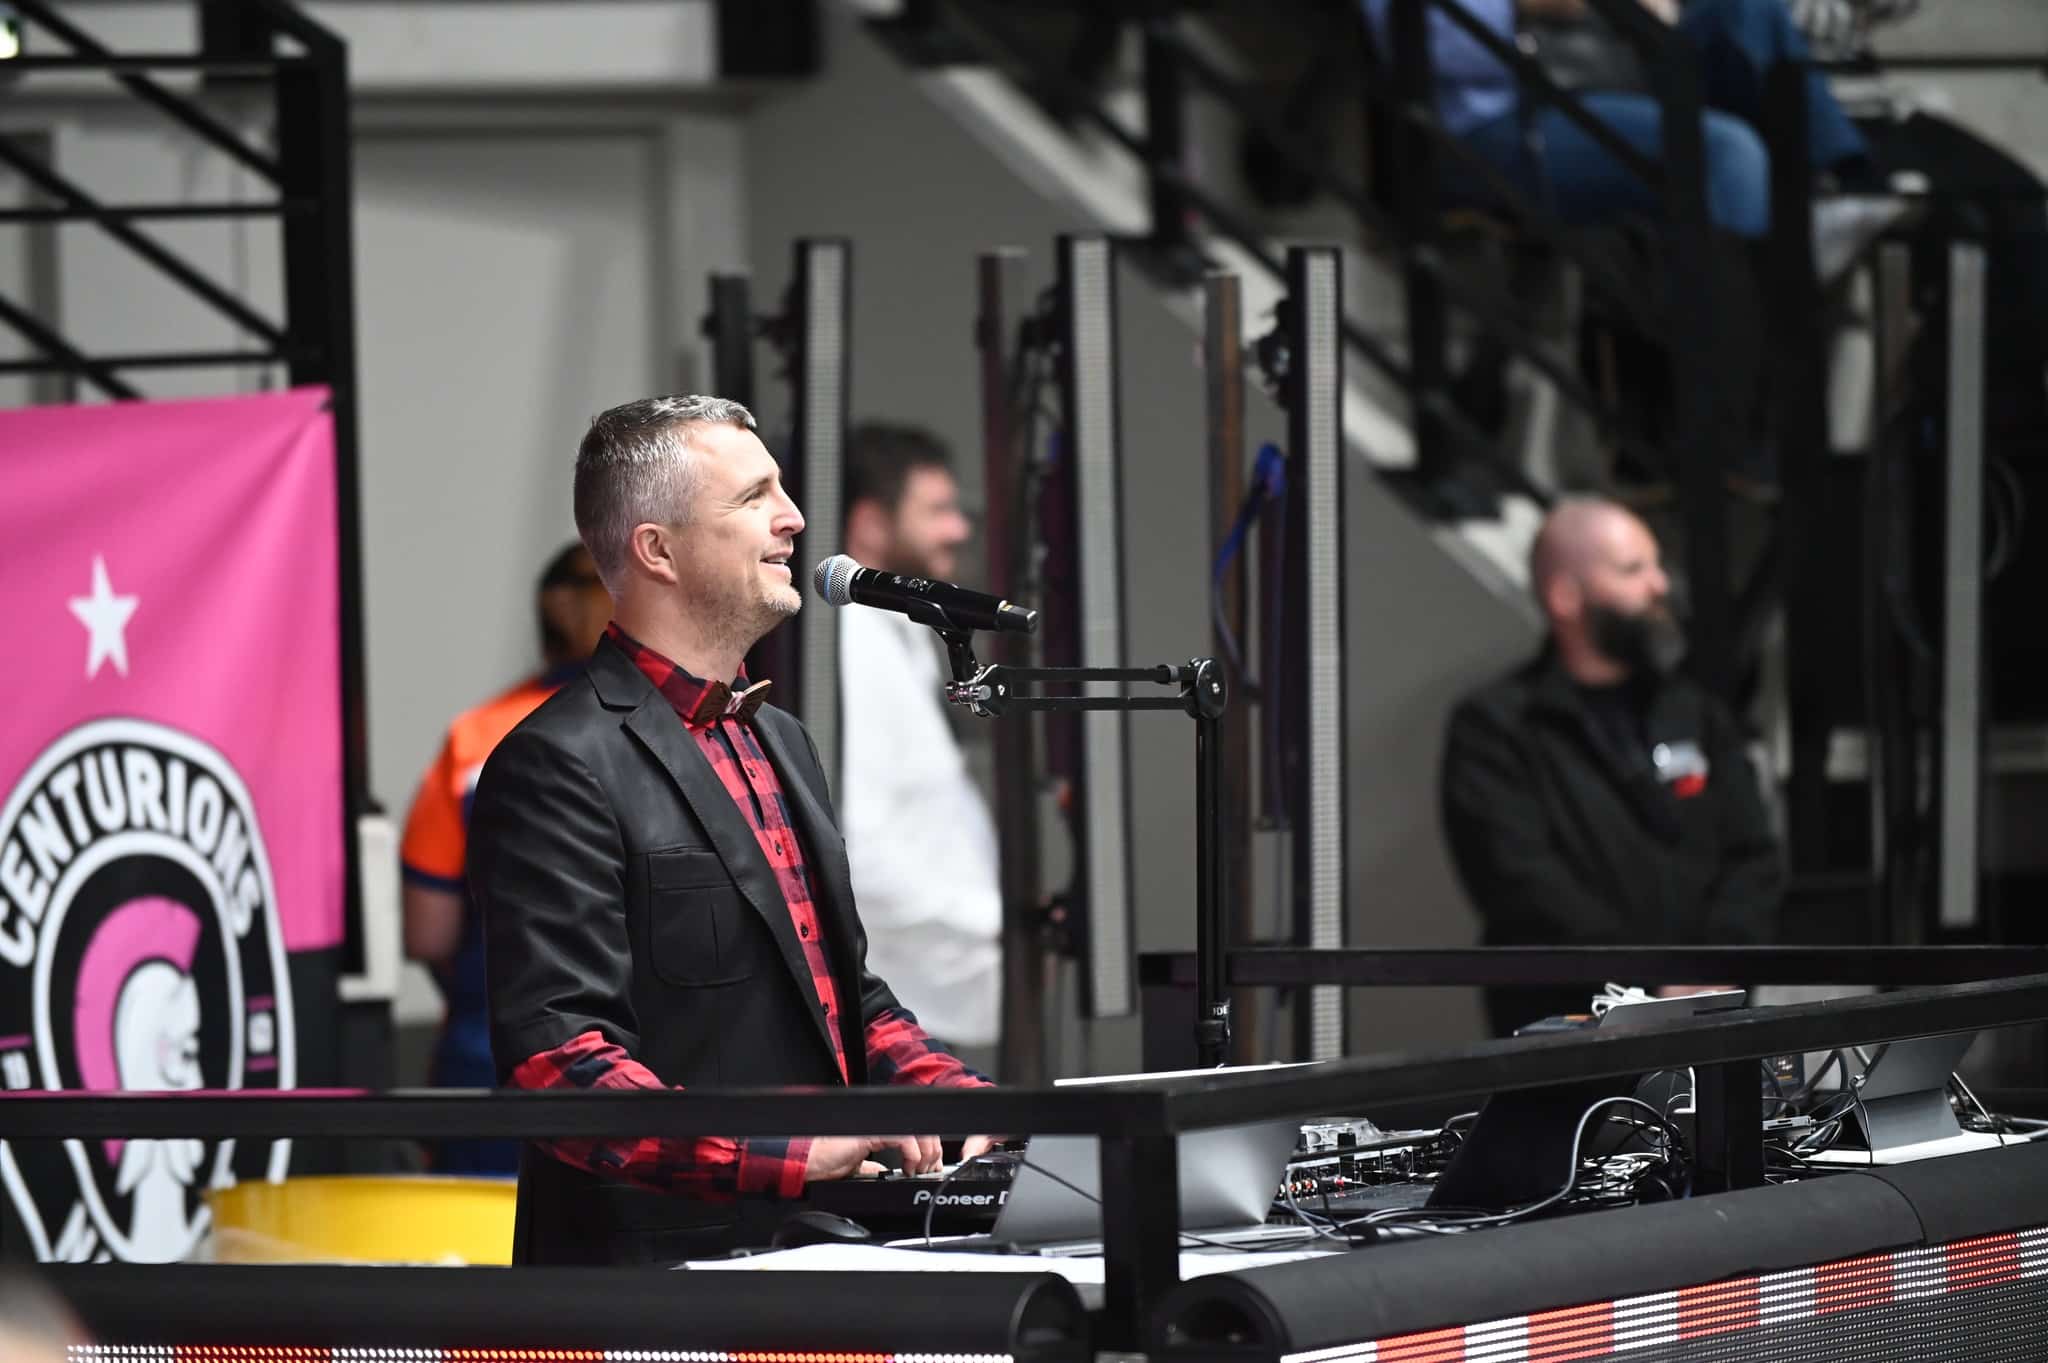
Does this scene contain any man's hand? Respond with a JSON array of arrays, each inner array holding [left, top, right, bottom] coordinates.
[[875, 1135, 944, 1175], [1637, 0, 1680, 24], [803, 1136, 887, 1182], [1654, 983, 1736, 999], [804, 1135, 952, 1180], [960, 1135, 1002, 1162]]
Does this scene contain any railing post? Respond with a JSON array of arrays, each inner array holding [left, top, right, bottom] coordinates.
[[1870, 241, 1917, 944], [1203, 271, 1258, 1064], [1098, 1104, 1179, 1352], [273, 17, 369, 988], [1388, 0, 1455, 498], [1656, 34, 1734, 705], [1765, 60, 1832, 883], [978, 248, 1049, 1086], [1695, 1058, 1765, 1192]]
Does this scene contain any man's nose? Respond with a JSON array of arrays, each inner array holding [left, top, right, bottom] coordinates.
[[778, 492, 806, 536]]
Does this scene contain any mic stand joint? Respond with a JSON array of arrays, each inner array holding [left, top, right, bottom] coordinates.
[[930, 627, 1235, 1066]]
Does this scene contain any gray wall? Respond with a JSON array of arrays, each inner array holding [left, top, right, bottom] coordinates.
[[1874, 1, 2048, 181]]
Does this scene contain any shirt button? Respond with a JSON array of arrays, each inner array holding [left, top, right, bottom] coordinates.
[[799, 923, 812, 939]]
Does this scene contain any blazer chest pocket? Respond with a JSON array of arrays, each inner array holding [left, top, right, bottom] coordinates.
[[647, 850, 765, 988]]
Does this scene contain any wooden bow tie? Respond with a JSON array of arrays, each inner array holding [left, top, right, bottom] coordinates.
[[686, 678, 773, 726]]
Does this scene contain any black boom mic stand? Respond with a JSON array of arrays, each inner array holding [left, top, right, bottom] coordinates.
[[927, 620, 1235, 1067]]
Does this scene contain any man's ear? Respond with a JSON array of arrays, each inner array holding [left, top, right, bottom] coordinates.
[[1545, 573, 1581, 623], [843, 498, 893, 564], [627, 522, 681, 585]]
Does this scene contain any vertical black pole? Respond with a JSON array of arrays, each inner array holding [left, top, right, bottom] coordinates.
[[275, 25, 367, 982], [1192, 662, 1230, 1068], [785, 238, 852, 779], [1203, 271, 1256, 1063], [701, 272, 755, 410], [1657, 34, 1733, 705], [1695, 1058, 1765, 1192], [1141, 20, 1192, 261], [1098, 1103, 1179, 1351], [1870, 244, 1916, 941], [1388, 0, 1453, 494], [1767, 61, 1831, 884], [979, 249, 1048, 1086]]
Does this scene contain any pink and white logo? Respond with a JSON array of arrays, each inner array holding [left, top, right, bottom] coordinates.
[[0, 720, 296, 1263], [0, 716, 296, 1260]]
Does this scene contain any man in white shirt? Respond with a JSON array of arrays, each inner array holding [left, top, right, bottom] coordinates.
[[837, 424, 1004, 1068]]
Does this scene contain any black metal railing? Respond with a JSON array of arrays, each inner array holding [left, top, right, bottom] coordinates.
[[0, 0, 369, 978], [7, 973, 2047, 1348], [1757, 49, 2048, 935]]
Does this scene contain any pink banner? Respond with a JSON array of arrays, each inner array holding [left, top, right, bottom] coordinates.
[[0, 387, 340, 1260], [0, 386, 343, 955]]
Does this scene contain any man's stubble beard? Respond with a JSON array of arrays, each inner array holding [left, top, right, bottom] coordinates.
[[739, 578, 802, 644], [689, 572, 802, 672]]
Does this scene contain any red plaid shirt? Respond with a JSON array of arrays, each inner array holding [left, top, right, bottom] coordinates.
[[509, 623, 990, 1201]]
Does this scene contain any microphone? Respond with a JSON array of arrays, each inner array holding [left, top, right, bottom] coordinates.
[[813, 554, 1039, 635]]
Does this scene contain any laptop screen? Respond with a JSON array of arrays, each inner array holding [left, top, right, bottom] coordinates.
[[989, 1069, 1307, 1246]]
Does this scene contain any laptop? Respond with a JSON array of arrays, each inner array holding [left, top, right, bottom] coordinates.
[[1804, 1031, 2005, 1163], [980, 1067, 1307, 1250], [1595, 988, 1748, 1029], [1430, 992, 1749, 1212]]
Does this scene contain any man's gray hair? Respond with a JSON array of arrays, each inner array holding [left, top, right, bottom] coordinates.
[[574, 395, 757, 588]]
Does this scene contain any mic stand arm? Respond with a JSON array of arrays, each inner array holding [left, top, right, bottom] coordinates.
[[933, 628, 1233, 1067]]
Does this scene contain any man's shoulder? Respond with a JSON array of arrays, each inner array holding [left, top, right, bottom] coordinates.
[[443, 675, 563, 761], [477, 673, 622, 776], [1451, 654, 1550, 727], [752, 700, 817, 754]]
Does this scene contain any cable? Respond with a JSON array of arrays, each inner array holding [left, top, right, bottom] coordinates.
[[1277, 1178, 1341, 1241], [1844, 1077, 1878, 1167], [1949, 1070, 2010, 1147], [1334, 1097, 1688, 1240], [1792, 1049, 1848, 1107], [1790, 1091, 1859, 1157]]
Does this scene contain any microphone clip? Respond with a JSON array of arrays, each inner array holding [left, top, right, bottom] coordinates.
[[935, 628, 1009, 718]]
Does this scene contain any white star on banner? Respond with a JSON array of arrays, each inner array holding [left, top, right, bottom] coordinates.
[[68, 555, 139, 679]]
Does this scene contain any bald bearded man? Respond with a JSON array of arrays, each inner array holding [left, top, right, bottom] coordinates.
[[1441, 499, 1785, 1034]]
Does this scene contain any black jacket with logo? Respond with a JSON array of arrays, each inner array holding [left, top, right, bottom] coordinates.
[[1440, 649, 1785, 1033]]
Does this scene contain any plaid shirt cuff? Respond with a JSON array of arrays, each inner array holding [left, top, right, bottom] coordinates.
[[509, 1031, 810, 1200], [753, 1137, 812, 1198], [864, 1006, 997, 1088]]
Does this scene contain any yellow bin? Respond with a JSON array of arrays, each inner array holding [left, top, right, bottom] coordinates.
[[204, 1175, 516, 1264]]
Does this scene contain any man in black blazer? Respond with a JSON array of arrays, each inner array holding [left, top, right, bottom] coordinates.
[[469, 395, 994, 1265]]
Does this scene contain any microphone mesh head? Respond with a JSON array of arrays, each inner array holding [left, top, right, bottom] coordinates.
[[815, 554, 861, 607]]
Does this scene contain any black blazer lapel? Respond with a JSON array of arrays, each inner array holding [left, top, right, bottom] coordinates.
[[750, 707, 869, 1072], [621, 697, 840, 1068]]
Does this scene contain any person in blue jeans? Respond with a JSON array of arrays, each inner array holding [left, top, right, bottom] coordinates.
[[1365, 0, 1892, 269]]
